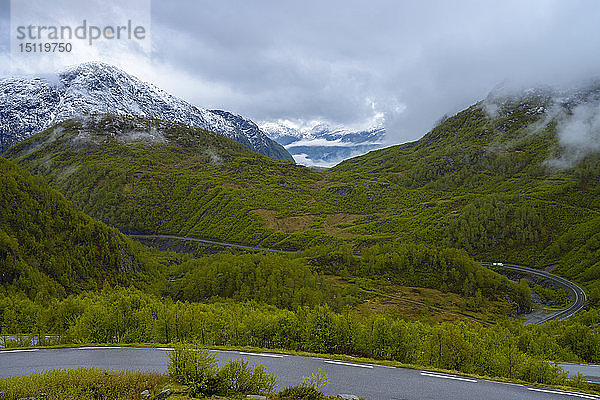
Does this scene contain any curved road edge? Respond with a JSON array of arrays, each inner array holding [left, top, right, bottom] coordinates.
[[128, 234, 294, 253], [481, 262, 587, 324]]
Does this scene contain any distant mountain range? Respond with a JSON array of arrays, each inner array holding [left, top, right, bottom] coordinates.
[[0, 62, 293, 161], [261, 121, 385, 167]]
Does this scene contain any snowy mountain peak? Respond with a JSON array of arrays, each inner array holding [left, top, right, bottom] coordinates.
[[260, 120, 386, 167], [0, 63, 293, 161]]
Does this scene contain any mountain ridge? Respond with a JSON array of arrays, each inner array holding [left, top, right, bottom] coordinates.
[[6, 81, 600, 300], [0, 62, 293, 161]]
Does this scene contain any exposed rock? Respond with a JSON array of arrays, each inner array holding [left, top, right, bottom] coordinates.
[[153, 389, 172, 400], [141, 389, 151, 397], [327, 185, 354, 196]]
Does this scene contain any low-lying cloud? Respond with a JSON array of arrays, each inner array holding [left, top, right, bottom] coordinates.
[[550, 102, 600, 168], [481, 80, 600, 168], [284, 138, 382, 149]]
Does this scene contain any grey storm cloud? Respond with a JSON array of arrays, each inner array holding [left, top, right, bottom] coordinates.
[[3, 0, 600, 145], [148, 0, 600, 144]]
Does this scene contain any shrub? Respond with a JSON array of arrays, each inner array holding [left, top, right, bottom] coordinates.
[[219, 358, 277, 395], [301, 368, 329, 392], [0, 368, 163, 400], [167, 342, 222, 396], [168, 342, 277, 396], [275, 369, 329, 400], [275, 386, 323, 400]]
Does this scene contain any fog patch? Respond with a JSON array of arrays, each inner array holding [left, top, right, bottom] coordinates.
[[548, 103, 600, 168], [122, 128, 167, 144], [205, 148, 222, 164], [480, 82, 600, 168]]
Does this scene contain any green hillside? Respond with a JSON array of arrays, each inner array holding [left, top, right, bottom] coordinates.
[[5, 88, 600, 300], [331, 91, 600, 294], [5, 114, 323, 249], [0, 157, 165, 300], [1, 123, 530, 318]]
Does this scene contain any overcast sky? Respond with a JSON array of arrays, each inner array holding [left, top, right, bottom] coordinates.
[[2, 0, 600, 144]]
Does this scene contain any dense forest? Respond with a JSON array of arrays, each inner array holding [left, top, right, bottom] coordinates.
[[163, 244, 530, 312], [0, 158, 157, 300]]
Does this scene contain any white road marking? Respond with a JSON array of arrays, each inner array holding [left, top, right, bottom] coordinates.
[[484, 379, 524, 387], [527, 388, 600, 399], [420, 372, 477, 383], [0, 349, 39, 353], [78, 346, 124, 350], [374, 364, 396, 369], [155, 347, 174, 351], [324, 360, 374, 369], [239, 352, 285, 358]]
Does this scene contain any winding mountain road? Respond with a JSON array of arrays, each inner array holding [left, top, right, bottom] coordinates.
[[1, 347, 599, 400], [128, 234, 294, 253], [481, 262, 587, 324]]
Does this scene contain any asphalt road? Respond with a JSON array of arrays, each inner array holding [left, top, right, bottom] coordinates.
[[1, 347, 599, 400], [559, 363, 600, 385], [128, 234, 294, 253], [481, 263, 587, 323]]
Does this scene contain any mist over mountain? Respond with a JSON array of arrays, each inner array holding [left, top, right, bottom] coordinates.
[[481, 80, 600, 168]]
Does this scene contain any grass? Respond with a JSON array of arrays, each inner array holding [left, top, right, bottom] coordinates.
[[333, 277, 504, 324], [0, 368, 166, 400]]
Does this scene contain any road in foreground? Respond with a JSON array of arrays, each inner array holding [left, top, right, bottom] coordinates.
[[1, 347, 599, 400]]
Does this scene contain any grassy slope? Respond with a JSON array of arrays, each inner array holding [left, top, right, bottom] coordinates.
[[332, 97, 600, 293], [5, 115, 323, 249]]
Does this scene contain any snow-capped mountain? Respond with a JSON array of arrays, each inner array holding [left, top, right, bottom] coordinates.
[[261, 121, 385, 167], [0, 62, 293, 161]]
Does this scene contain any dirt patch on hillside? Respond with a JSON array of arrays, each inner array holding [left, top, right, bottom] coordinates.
[[253, 209, 315, 233], [322, 213, 362, 236]]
